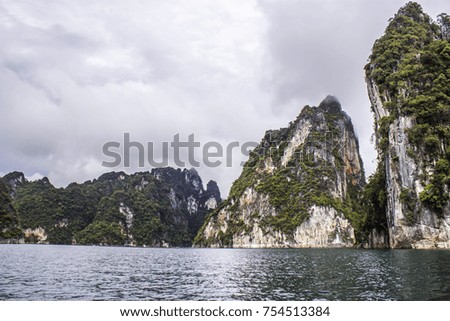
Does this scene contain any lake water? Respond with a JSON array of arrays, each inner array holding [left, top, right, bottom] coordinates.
[[0, 245, 449, 300]]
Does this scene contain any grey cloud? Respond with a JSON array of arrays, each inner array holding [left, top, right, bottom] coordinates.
[[0, 0, 448, 195], [0, 0, 276, 194], [258, 0, 449, 176]]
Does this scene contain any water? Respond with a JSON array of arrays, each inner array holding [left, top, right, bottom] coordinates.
[[0, 245, 449, 300]]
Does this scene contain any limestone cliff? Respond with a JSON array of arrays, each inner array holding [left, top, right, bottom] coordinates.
[[1, 168, 221, 246], [194, 96, 365, 248], [365, 2, 450, 248]]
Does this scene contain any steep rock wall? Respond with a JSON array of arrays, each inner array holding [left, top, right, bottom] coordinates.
[[195, 96, 365, 248], [365, 2, 450, 248]]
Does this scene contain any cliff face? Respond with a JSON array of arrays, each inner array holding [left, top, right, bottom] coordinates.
[[195, 96, 365, 248], [1, 168, 220, 246], [365, 2, 450, 248], [0, 179, 22, 242]]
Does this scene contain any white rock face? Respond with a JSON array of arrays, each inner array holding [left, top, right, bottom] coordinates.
[[292, 206, 355, 247], [134, 178, 148, 191], [56, 219, 68, 228], [119, 203, 134, 230], [119, 202, 135, 245], [187, 195, 198, 215], [185, 169, 202, 191], [203, 208, 229, 244], [367, 79, 450, 249], [205, 197, 217, 210], [281, 120, 312, 167], [366, 79, 388, 120], [168, 188, 179, 209], [231, 205, 354, 248], [201, 187, 356, 248], [23, 227, 48, 244]]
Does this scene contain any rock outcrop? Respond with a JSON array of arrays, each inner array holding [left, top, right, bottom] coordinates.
[[1, 168, 220, 246], [194, 96, 366, 248], [365, 2, 450, 248]]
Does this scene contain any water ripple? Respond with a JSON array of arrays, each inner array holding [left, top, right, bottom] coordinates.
[[0, 245, 449, 300]]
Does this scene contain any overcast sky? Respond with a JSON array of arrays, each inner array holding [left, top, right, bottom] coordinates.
[[0, 0, 448, 196]]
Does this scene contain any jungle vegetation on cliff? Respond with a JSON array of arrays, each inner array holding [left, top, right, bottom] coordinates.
[[365, 2, 450, 227]]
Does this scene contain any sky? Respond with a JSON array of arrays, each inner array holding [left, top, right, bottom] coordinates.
[[0, 0, 448, 196]]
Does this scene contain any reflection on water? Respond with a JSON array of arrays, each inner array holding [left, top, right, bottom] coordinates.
[[0, 245, 449, 300]]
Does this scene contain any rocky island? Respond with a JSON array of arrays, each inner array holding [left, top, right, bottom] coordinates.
[[194, 96, 366, 248], [364, 2, 450, 248], [1, 2, 449, 249], [0, 168, 220, 247], [194, 2, 450, 249]]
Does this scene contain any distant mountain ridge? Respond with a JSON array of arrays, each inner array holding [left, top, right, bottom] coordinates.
[[0, 168, 220, 246]]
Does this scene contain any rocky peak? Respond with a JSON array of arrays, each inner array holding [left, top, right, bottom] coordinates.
[[2, 171, 26, 183], [1, 171, 26, 199], [206, 180, 221, 200], [151, 167, 205, 194], [98, 171, 127, 182], [364, 2, 450, 248], [396, 1, 429, 22], [31, 177, 54, 190], [184, 168, 203, 192], [194, 97, 365, 248], [318, 95, 342, 114], [40, 177, 51, 185]]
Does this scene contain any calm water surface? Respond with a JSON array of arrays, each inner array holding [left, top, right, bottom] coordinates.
[[0, 245, 449, 300]]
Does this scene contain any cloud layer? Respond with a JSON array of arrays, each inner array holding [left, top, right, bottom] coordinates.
[[0, 0, 448, 195]]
